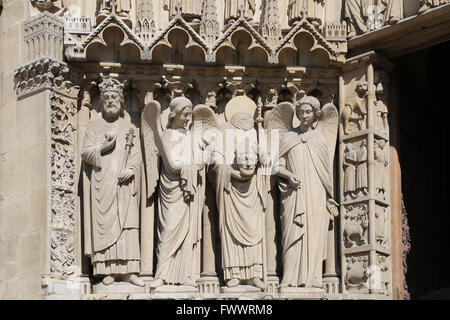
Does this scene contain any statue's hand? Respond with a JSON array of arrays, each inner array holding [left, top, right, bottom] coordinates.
[[231, 169, 242, 180], [102, 131, 117, 152], [327, 199, 339, 218], [289, 175, 301, 189], [118, 168, 134, 184]]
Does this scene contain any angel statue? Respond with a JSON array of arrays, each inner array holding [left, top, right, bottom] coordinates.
[[81, 77, 144, 287], [142, 96, 217, 289], [271, 96, 339, 289], [213, 109, 267, 291]]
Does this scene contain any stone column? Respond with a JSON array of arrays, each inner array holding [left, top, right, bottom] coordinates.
[[15, 11, 89, 299], [197, 170, 220, 296], [340, 53, 393, 297]]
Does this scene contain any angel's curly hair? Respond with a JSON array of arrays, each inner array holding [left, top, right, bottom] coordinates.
[[296, 96, 322, 119]]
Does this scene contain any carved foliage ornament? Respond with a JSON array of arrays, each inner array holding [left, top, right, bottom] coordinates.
[[50, 91, 78, 275]]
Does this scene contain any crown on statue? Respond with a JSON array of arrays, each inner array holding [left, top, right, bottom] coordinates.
[[99, 77, 124, 96]]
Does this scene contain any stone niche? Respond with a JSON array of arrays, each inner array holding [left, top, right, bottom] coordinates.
[[10, 1, 395, 300]]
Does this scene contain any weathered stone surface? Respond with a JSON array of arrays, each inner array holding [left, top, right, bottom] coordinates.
[[2, 0, 448, 301]]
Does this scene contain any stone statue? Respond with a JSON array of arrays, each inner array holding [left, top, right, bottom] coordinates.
[[375, 82, 388, 132], [419, 0, 450, 13], [224, 0, 256, 23], [164, 0, 202, 21], [344, 0, 370, 37], [382, 0, 403, 25], [356, 140, 368, 196], [374, 139, 388, 197], [342, 80, 367, 135], [345, 0, 403, 36], [31, 0, 67, 15], [96, 0, 132, 23], [142, 98, 216, 289], [344, 143, 357, 200], [81, 77, 144, 287], [287, 0, 325, 27], [272, 96, 339, 288], [214, 112, 266, 290]]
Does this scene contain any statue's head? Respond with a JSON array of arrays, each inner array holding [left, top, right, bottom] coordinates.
[[361, 139, 367, 147], [377, 139, 386, 149], [356, 81, 368, 95], [168, 96, 193, 129], [98, 77, 125, 121], [346, 143, 354, 151], [296, 96, 321, 130], [236, 151, 258, 178]]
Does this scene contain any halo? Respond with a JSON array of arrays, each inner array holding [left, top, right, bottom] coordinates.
[[224, 96, 258, 122]]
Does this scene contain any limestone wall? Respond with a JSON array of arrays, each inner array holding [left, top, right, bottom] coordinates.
[[0, 0, 48, 300]]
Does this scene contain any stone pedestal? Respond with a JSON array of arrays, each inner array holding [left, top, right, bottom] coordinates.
[[278, 287, 325, 300], [197, 275, 220, 298], [150, 285, 198, 300], [220, 285, 269, 300], [92, 282, 146, 294]]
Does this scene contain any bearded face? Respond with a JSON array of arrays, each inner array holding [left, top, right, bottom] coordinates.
[[100, 91, 123, 120], [236, 153, 257, 178]]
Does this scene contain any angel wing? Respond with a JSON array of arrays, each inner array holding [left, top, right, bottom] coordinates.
[[316, 103, 339, 197], [264, 102, 295, 158], [316, 103, 339, 162], [141, 101, 164, 200], [264, 102, 295, 134], [191, 104, 220, 166]]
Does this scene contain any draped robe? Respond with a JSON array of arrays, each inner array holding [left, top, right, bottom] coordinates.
[[224, 0, 256, 22], [344, 149, 357, 194], [81, 117, 141, 276], [287, 0, 325, 25], [154, 129, 203, 284], [215, 165, 266, 281], [277, 128, 333, 287]]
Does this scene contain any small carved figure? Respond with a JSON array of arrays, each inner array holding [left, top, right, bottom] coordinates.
[[345, 257, 369, 289], [374, 139, 388, 197], [96, 0, 132, 22], [343, 143, 357, 200], [164, 0, 202, 21], [287, 0, 325, 27], [344, 205, 368, 246], [375, 206, 387, 245], [419, 0, 450, 13], [375, 81, 389, 132], [344, 0, 369, 37], [224, 0, 256, 24], [382, 0, 403, 25], [356, 140, 368, 196], [345, 0, 403, 36], [81, 77, 144, 287], [342, 81, 367, 135]]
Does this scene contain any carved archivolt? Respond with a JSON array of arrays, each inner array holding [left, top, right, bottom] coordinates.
[[64, 5, 344, 64]]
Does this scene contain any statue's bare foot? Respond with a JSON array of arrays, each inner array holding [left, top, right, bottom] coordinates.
[[389, 17, 400, 25], [226, 278, 240, 288], [102, 276, 115, 286], [183, 278, 197, 288], [251, 277, 265, 290], [127, 274, 145, 287], [150, 278, 164, 289], [419, 5, 430, 13]]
